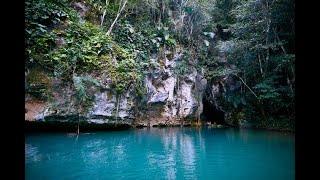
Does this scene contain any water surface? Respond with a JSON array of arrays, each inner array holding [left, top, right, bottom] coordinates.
[[25, 127, 295, 180]]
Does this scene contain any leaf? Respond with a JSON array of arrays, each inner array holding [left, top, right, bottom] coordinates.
[[52, 56, 60, 61], [39, 27, 47, 33], [128, 27, 134, 33], [36, 23, 47, 28], [204, 40, 210, 47], [42, 15, 49, 19], [26, 30, 32, 34], [184, 7, 193, 14], [164, 34, 169, 40], [241, 98, 246, 105]]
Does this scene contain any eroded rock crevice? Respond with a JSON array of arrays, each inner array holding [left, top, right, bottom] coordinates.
[[201, 95, 225, 125]]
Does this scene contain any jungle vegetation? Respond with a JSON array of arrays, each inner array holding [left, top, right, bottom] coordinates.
[[25, 0, 295, 130]]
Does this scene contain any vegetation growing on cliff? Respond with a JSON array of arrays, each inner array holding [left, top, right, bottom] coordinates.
[[25, 0, 295, 131], [221, 0, 295, 130]]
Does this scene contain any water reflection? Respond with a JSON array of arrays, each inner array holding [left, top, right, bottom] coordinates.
[[143, 128, 200, 179], [78, 133, 130, 172], [161, 128, 178, 180], [179, 132, 196, 179], [26, 128, 294, 180], [162, 128, 178, 151], [25, 144, 41, 163], [239, 128, 249, 143]]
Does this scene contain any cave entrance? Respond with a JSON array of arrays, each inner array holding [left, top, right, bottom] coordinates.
[[201, 96, 225, 125]]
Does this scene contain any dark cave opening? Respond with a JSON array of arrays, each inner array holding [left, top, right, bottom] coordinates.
[[201, 96, 225, 125]]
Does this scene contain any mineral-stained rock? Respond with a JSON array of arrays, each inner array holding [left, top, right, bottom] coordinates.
[[134, 55, 208, 127], [25, 100, 47, 121], [148, 92, 169, 104], [25, 50, 210, 128]]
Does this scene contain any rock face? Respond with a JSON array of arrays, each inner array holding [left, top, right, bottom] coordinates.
[[25, 98, 47, 121], [25, 75, 135, 125], [25, 51, 207, 127], [88, 89, 135, 124], [135, 53, 207, 127]]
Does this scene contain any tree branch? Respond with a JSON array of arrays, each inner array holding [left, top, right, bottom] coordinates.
[[233, 74, 258, 98], [100, 0, 109, 27], [106, 0, 127, 36]]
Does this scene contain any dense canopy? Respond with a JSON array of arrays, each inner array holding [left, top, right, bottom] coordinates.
[[25, 0, 295, 131]]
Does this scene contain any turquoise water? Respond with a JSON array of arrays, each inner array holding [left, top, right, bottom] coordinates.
[[25, 127, 295, 180]]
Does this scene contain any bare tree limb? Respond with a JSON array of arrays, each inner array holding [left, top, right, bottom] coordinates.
[[100, 0, 109, 27], [258, 53, 264, 77], [233, 74, 258, 98], [106, 0, 128, 35]]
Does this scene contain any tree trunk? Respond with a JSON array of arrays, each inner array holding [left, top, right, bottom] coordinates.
[[274, 28, 287, 54], [115, 94, 121, 121], [147, 103, 151, 128], [287, 75, 294, 94], [273, 28, 295, 92], [177, 77, 182, 126], [100, 0, 109, 27], [76, 109, 80, 136], [100, 9, 107, 27], [106, 0, 127, 35], [265, 3, 272, 71], [258, 53, 264, 77], [77, 116, 80, 135]]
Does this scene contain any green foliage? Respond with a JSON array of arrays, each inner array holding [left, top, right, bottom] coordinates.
[[48, 22, 113, 78], [103, 48, 139, 94], [25, 0, 295, 130], [227, 109, 246, 125], [206, 67, 236, 80], [212, 0, 236, 26], [217, 0, 295, 130], [72, 75, 100, 112], [174, 51, 191, 77], [113, 21, 152, 62], [25, 0, 141, 111], [26, 68, 52, 100], [253, 78, 280, 101], [25, 0, 79, 67], [150, 26, 177, 48], [226, 93, 246, 108]]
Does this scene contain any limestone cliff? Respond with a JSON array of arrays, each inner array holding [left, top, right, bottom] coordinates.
[[25, 50, 208, 127]]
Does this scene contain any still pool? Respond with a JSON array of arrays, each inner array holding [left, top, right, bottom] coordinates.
[[25, 127, 295, 180]]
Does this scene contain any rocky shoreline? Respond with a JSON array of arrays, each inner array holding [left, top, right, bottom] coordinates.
[[25, 119, 230, 132], [26, 119, 294, 133]]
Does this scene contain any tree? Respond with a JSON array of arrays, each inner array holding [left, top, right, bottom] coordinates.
[[224, 0, 295, 128], [106, 0, 128, 35]]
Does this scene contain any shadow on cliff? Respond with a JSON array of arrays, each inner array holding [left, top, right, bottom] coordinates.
[[201, 96, 225, 125]]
